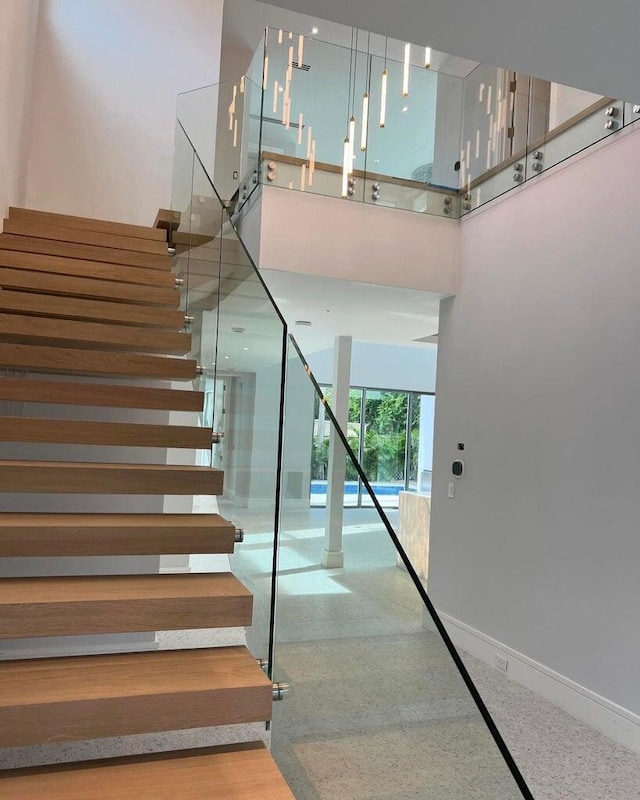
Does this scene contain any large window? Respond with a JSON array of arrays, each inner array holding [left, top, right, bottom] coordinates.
[[310, 386, 434, 509]]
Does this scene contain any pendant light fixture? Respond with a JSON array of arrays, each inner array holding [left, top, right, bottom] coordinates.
[[341, 28, 357, 198], [379, 36, 388, 128], [360, 32, 371, 151], [402, 42, 411, 97], [424, 46, 431, 69]]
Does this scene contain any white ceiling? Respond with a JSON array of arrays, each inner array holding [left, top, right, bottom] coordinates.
[[261, 269, 442, 353], [222, 0, 479, 78], [257, 0, 640, 102]]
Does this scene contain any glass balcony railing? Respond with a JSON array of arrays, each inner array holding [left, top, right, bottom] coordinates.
[[194, 26, 637, 221], [171, 114, 536, 799]]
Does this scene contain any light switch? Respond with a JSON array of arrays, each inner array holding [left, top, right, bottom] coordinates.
[[448, 482, 455, 498]]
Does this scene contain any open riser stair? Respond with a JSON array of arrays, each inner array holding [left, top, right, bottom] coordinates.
[[0, 208, 294, 798]]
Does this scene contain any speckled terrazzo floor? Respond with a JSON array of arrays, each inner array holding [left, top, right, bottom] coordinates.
[[228, 505, 640, 800]]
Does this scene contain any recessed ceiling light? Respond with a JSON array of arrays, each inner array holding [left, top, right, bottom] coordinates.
[[323, 309, 333, 313], [224, 355, 230, 359], [243, 347, 249, 351], [311, 26, 319, 34], [402, 106, 409, 112]]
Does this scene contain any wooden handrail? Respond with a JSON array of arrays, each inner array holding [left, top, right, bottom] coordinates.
[[263, 97, 615, 196]]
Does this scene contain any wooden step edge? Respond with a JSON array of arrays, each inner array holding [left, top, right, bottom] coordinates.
[[0, 343, 197, 381], [2, 219, 170, 256], [0, 573, 253, 638], [9, 207, 167, 242], [0, 234, 170, 271], [0, 290, 186, 329], [0, 379, 204, 411], [0, 646, 271, 747], [0, 742, 296, 800], [0, 418, 212, 449], [0, 248, 176, 285], [0, 513, 236, 556], [0, 460, 223, 495], [0, 313, 192, 355], [0, 267, 181, 308]]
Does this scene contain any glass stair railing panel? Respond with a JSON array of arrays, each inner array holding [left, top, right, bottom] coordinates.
[[177, 76, 264, 216], [171, 121, 288, 675], [269, 336, 535, 800], [459, 67, 532, 214], [525, 87, 621, 179]]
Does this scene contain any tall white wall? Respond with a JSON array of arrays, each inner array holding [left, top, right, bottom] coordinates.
[[0, 0, 40, 215], [430, 125, 640, 724], [24, 0, 224, 226]]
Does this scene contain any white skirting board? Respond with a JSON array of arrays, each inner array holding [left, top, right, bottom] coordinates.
[[440, 612, 640, 754]]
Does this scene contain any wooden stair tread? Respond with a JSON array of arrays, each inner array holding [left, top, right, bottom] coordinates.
[[0, 379, 204, 411], [0, 460, 223, 495], [0, 742, 296, 800], [0, 313, 191, 354], [9, 207, 167, 242], [0, 513, 235, 556], [0, 248, 175, 285], [0, 573, 252, 638], [0, 233, 169, 270], [0, 267, 180, 307], [0, 646, 272, 746], [2, 218, 169, 256], [0, 417, 212, 449], [0, 289, 185, 328], [0, 343, 197, 380]]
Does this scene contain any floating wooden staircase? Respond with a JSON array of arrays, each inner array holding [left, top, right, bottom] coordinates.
[[0, 208, 294, 799]]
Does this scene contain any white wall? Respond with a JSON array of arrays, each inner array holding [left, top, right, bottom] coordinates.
[[253, 186, 459, 295], [0, 0, 40, 216], [24, 0, 224, 226], [430, 125, 640, 726], [307, 341, 437, 393]]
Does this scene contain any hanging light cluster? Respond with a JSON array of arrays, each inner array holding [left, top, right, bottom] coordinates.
[[262, 27, 432, 195], [265, 28, 318, 191]]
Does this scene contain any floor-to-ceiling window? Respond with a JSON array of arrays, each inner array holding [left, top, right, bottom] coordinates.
[[310, 385, 435, 508]]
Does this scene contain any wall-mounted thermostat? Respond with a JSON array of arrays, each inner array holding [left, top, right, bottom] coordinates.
[[452, 460, 465, 478]]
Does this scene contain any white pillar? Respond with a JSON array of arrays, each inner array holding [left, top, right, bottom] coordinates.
[[321, 336, 352, 568]]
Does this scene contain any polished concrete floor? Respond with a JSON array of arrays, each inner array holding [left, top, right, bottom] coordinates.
[[226, 504, 640, 800], [3, 503, 638, 798]]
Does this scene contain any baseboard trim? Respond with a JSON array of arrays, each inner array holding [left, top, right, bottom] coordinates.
[[440, 612, 640, 753]]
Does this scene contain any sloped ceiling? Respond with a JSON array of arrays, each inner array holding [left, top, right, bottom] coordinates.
[[259, 0, 640, 102]]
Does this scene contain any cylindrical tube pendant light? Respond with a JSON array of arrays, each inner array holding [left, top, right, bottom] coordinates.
[[360, 93, 369, 151], [342, 138, 350, 197], [379, 69, 388, 127], [272, 80, 279, 114], [424, 46, 431, 69], [402, 42, 411, 97], [348, 116, 356, 168]]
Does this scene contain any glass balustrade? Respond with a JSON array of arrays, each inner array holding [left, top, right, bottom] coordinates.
[[177, 27, 640, 224], [250, 26, 640, 218], [171, 120, 287, 672], [171, 111, 536, 799], [270, 337, 534, 799]]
